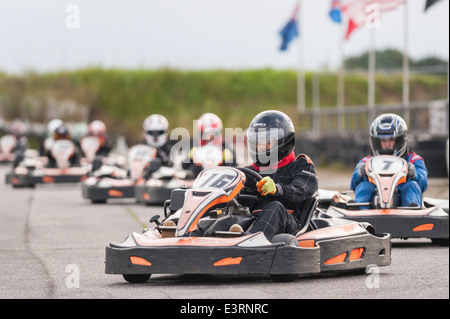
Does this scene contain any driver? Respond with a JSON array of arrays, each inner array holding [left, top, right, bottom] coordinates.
[[140, 114, 175, 179], [86, 120, 112, 157], [351, 113, 428, 208], [229, 110, 318, 241], [46, 124, 81, 168], [182, 113, 236, 177]]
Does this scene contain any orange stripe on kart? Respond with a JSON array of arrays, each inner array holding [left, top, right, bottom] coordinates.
[[298, 240, 315, 248], [130, 256, 152, 266], [324, 252, 347, 265], [213, 257, 243, 267], [108, 189, 123, 197], [413, 223, 434, 232], [187, 179, 245, 233], [349, 248, 364, 261], [42, 176, 55, 183]]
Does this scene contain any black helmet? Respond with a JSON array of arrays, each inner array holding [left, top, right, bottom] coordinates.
[[369, 113, 408, 157], [247, 110, 295, 166]]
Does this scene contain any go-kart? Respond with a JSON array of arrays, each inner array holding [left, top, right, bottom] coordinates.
[[0, 134, 17, 163], [133, 144, 223, 205], [81, 144, 156, 203], [135, 165, 195, 205], [79, 135, 101, 165], [105, 166, 391, 283], [319, 155, 449, 246], [7, 139, 88, 187]]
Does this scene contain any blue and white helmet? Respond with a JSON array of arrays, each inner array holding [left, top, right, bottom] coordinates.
[[369, 113, 408, 157]]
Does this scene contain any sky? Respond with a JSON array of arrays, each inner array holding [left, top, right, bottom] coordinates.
[[0, 0, 448, 74]]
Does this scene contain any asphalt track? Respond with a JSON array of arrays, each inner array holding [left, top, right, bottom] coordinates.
[[0, 166, 448, 300]]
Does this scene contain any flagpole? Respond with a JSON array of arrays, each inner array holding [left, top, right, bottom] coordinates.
[[297, 0, 305, 116], [368, 27, 376, 124], [337, 17, 346, 133], [402, 0, 410, 125]]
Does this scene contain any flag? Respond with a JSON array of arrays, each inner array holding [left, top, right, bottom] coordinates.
[[343, 0, 367, 40], [343, 0, 405, 40], [329, 0, 343, 23], [279, 4, 299, 51], [425, 0, 443, 11]]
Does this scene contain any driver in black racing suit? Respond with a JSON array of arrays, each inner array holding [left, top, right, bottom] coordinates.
[[230, 110, 318, 241]]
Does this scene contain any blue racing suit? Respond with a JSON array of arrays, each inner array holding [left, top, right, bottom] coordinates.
[[350, 152, 428, 207]]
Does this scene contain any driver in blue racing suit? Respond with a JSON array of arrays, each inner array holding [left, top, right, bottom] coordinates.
[[351, 113, 428, 208]]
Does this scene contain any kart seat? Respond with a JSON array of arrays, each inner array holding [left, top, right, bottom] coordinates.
[[294, 193, 319, 236]]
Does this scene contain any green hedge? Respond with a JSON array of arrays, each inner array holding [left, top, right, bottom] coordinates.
[[0, 68, 447, 143]]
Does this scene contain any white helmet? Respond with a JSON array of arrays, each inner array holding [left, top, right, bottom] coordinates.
[[142, 114, 169, 147], [88, 120, 107, 136], [196, 113, 223, 146], [47, 119, 63, 137]]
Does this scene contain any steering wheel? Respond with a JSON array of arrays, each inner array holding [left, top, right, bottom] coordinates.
[[236, 167, 263, 203]]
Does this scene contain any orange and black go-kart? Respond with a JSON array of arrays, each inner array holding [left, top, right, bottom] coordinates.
[[319, 155, 449, 246], [81, 144, 156, 204], [105, 166, 391, 284], [134, 164, 195, 205], [7, 139, 88, 188]]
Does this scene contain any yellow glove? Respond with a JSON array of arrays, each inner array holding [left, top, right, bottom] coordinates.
[[256, 176, 277, 196], [223, 149, 233, 163]]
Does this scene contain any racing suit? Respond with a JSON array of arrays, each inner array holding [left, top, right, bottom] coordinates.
[[182, 141, 237, 178], [141, 139, 175, 179], [350, 151, 428, 207], [243, 152, 318, 240]]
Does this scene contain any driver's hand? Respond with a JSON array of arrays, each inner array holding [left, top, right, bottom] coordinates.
[[356, 162, 366, 178], [407, 162, 416, 180], [257, 177, 277, 196]]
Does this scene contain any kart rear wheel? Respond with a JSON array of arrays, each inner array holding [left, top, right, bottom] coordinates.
[[122, 274, 151, 283]]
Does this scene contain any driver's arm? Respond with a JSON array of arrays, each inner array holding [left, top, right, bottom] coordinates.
[[275, 158, 318, 204]]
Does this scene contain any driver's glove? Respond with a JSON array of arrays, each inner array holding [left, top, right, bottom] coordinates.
[[257, 176, 277, 196], [407, 162, 417, 180]]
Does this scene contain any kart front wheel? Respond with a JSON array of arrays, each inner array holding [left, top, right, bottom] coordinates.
[[123, 274, 151, 283], [270, 274, 298, 282], [432, 238, 449, 246]]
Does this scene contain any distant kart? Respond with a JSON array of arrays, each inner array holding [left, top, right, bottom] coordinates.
[[105, 166, 391, 283], [319, 155, 449, 246], [7, 140, 87, 187], [81, 144, 156, 203], [79, 136, 101, 165], [0, 134, 18, 163], [135, 165, 195, 205]]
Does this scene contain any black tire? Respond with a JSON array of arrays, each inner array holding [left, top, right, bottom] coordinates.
[[270, 274, 298, 282], [91, 199, 107, 204], [122, 274, 151, 283], [271, 234, 299, 247], [431, 238, 449, 246]]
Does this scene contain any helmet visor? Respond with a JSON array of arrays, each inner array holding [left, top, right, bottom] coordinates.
[[146, 130, 166, 137], [371, 135, 406, 156], [247, 127, 284, 165]]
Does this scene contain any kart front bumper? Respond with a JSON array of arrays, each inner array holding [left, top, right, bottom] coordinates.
[[105, 233, 321, 276]]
